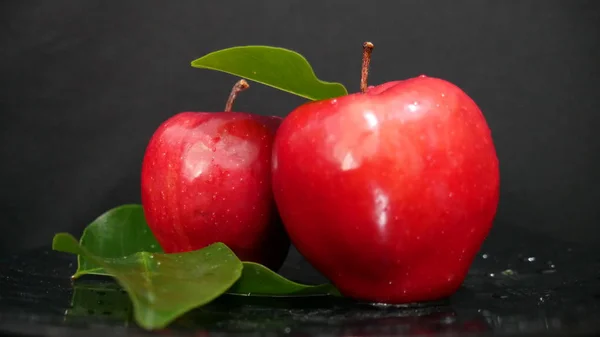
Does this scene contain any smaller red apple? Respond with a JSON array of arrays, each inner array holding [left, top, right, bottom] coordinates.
[[141, 80, 289, 270]]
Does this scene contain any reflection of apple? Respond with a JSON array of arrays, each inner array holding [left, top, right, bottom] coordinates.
[[141, 80, 289, 270], [272, 42, 500, 303]]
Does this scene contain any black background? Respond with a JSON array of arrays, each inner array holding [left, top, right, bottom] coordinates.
[[1, 0, 599, 258]]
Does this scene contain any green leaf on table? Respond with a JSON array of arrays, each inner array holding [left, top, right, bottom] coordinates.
[[230, 262, 341, 297], [57, 203, 340, 300], [52, 233, 243, 330], [191, 45, 348, 101], [72, 204, 164, 279]]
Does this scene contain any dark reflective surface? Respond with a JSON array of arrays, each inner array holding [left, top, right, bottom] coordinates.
[[1, 225, 599, 337]]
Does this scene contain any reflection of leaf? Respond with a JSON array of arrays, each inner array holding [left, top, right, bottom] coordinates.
[[191, 46, 348, 101], [52, 233, 242, 330], [231, 262, 341, 297], [74, 204, 163, 279], [65, 282, 132, 325]]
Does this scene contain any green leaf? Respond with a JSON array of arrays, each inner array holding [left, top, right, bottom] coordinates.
[[191, 46, 348, 101], [52, 233, 243, 330], [73, 204, 163, 279], [230, 262, 341, 297], [58, 203, 339, 302]]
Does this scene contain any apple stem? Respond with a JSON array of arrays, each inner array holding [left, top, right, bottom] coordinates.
[[360, 42, 374, 93], [224, 79, 250, 112]]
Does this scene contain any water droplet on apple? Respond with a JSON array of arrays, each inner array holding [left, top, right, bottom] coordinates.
[[331, 99, 337, 104], [419, 74, 427, 78], [441, 93, 446, 98], [448, 192, 454, 198]]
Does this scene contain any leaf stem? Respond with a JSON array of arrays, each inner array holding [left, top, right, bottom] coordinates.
[[225, 79, 250, 112], [360, 42, 374, 93]]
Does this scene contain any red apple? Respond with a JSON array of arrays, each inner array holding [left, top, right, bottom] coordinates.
[[141, 80, 289, 270], [272, 42, 500, 303]]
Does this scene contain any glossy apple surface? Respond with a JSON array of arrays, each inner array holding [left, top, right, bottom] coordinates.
[[141, 111, 289, 270], [272, 75, 500, 303]]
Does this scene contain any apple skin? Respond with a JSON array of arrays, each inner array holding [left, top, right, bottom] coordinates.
[[141, 111, 290, 271], [272, 75, 500, 303]]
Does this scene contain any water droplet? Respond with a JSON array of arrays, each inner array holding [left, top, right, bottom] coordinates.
[[482, 253, 489, 259], [501, 269, 515, 276], [526, 256, 536, 262], [388, 281, 393, 285], [488, 273, 495, 277], [492, 293, 508, 300], [441, 93, 446, 98], [331, 99, 338, 104], [448, 192, 454, 198], [284, 327, 291, 334]]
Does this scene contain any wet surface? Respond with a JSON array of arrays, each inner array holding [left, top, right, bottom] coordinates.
[[1, 225, 599, 337]]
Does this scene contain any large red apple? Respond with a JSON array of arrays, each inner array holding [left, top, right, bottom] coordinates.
[[272, 42, 500, 303], [141, 80, 290, 270]]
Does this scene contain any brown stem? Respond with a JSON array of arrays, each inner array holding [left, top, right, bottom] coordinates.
[[224, 79, 250, 112], [360, 41, 374, 93]]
